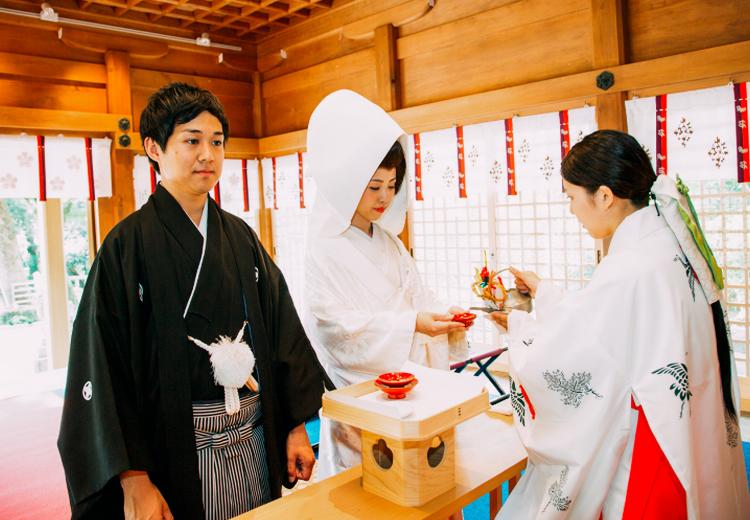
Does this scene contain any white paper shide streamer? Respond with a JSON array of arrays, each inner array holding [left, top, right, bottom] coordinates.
[[188, 323, 258, 415]]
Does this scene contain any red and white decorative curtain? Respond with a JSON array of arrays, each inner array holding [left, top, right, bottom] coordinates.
[[626, 83, 748, 182], [133, 155, 156, 210], [260, 153, 310, 211], [208, 159, 260, 218], [0, 135, 112, 200], [410, 106, 597, 201]]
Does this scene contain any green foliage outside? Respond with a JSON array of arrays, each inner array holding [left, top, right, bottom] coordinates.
[[0, 198, 90, 324]]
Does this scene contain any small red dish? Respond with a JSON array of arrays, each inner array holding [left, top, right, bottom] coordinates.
[[452, 312, 477, 326], [374, 378, 418, 399], [376, 372, 416, 388]]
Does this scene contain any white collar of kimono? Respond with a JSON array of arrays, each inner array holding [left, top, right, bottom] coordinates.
[[306, 89, 409, 239], [607, 205, 662, 255], [183, 197, 209, 317]]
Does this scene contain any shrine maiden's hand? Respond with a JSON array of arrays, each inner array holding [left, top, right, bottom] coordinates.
[[488, 311, 509, 331], [120, 470, 174, 520], [416, 312, 467, 337], [286, 423, 316, 483], [509, 267, 541, 298]]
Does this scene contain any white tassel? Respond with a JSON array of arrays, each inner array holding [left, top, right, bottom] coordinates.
[[188, 322, 256, 415], [225, 387, 241, 415]]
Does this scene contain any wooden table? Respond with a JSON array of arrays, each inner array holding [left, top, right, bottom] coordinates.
[[233, 412, 527, 519]]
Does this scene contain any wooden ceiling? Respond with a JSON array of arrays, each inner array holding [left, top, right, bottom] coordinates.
[[0, 0, 347, 45]]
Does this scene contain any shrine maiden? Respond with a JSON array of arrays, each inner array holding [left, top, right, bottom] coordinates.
[[492, 130, 749, 518], [303, 90, 469, 479]]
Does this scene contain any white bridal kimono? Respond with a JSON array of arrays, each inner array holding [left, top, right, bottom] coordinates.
[[499, 177, 749, 518], [303, 90, 467, 479]]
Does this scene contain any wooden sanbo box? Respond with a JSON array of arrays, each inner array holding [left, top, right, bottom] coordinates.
[[322, 379, 489, 506]]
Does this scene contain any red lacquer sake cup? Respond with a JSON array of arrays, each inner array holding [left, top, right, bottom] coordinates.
[[376, 371, 416, 387], [451, 312, 477, 327], [374, 378, 418, 399]]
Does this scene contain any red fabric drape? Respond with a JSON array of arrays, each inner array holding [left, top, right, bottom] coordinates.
[[622, 398, 687, 520], [656, 95, 668, 176], [36, 136, 47, 201], [734, 82, 749, 183], [413, 133, 423, 201]]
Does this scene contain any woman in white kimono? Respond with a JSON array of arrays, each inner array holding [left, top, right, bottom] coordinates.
[[491, 130, 749, 518], [304, 90, 470, 479]]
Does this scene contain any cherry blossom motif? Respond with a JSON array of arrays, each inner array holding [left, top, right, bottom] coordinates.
[[641, 144, 653, 162], [66, 155, 82, 171], [0, 173, 18, 190], [423, 151, 435, 172], [540, 156, 554, 181], [227, 173, 240, 187], [489, 160, 504, 184], [442, 165, 456, 188], [50, 177, 65, 191], [707, 137, 728, 169], [17, 151, 33, 168], [673, 117, 694, 148], [575, 130, 584, 144], [518, 139, 531, 163], [264, 186, 274, 205], [467, 145, 479, 168], [223, 191, 234, 204]]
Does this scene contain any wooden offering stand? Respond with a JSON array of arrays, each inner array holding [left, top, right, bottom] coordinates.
[[322, 374, 489, 506]]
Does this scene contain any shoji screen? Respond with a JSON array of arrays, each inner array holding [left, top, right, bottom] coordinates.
[[263, 153, 313, 312], [408, 107, 598, 354]]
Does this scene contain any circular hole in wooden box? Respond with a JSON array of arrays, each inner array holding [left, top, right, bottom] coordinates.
[[372, 438, 393, 470], [427, 436, 445, 468]]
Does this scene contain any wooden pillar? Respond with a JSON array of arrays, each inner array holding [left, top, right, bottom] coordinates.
[[252, 71, 264, 138], [591, 0, 627, 131], [38, 200, 70, 369], [374, 23, 410, 252], [252, 70, 275, 256], [374, 24, 400, 112], [256, 160, 275, 257], [98, 50, 135, 242], [591, 0, 627, 257]]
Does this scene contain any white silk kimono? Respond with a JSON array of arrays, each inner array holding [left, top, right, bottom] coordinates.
[[303, 90, 467, 479], [499, 203, 749, 518]]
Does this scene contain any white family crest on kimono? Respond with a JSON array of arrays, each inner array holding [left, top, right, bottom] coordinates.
[[499, 190, 749, 518], [189, 322, 258, 415], [303, 90, 468, 479]]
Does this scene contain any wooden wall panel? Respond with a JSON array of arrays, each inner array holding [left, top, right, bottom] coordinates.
[[0, 51, 106, 86], [130, 69, 255, 137], [262, 48, 378, 135], [0, 20, 103, 63], [399, 7, 592, 106], [130, 48, 256, 83], [0, 78, 108, 112], [625, 0, 750, 62]]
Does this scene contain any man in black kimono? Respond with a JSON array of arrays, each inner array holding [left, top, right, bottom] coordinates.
[[58, 82, 327, 519]]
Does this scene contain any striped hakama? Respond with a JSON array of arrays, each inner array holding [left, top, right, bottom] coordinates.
[[193, 392, 272, 520]]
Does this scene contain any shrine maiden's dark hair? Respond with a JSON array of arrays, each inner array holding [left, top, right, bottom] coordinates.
[[140, 82, 230, 174], [561, 129, 656, 208], [378, 141, 407, 194]]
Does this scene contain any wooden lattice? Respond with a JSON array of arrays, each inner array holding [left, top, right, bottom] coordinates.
[[1, 0, 339, 43]]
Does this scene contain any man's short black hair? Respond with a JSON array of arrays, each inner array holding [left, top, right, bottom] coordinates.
[[139, 82, 230, 174]]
